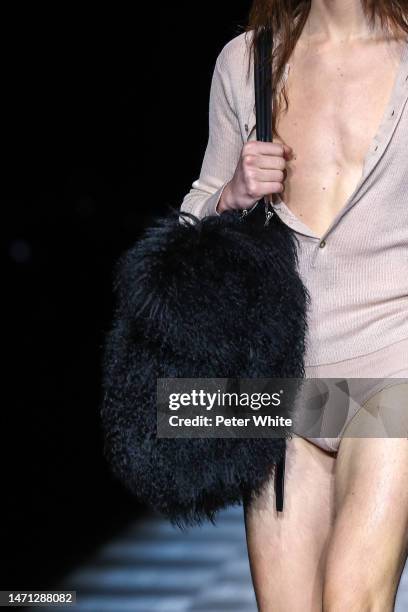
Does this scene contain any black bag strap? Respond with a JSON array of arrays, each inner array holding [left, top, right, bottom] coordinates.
[[255, 27, 286, 512], [242, 27, 274, 225], [255, 26, 273, 144]]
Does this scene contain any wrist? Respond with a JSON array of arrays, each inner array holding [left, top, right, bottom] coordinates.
[[216, 182, 235, 213]]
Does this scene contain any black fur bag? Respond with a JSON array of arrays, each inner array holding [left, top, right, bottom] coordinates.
[[101, 28, 310, 527]]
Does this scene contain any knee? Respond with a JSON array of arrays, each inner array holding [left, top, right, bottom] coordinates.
[[322, 573, 394, 612]]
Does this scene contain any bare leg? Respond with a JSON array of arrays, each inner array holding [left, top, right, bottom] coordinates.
[[323, 384, 408, 612], [244, 435, 337, 611]]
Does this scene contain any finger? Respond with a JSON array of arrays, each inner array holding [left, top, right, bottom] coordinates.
[[253, 168, 285, 183], [256, 156, 287, 171], [252, 181, 284, 195], [246, 141, 286, 156], [282, 143, 293, 158]]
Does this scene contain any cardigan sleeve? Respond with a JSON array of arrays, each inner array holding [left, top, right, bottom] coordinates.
[[179, 45, 244, 219]]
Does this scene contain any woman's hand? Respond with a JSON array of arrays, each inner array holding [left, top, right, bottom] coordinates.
[[216, 141, 292, 213]]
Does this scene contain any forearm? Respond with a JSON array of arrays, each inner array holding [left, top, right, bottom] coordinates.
[[180, 180, 231, 220]]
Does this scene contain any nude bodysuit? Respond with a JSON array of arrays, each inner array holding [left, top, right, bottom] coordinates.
[[180, 31, 408, 452]]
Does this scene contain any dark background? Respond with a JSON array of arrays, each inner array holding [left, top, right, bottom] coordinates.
[[3, 4, 250, 588]]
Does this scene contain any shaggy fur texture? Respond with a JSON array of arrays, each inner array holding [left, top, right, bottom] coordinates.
[[101, 209, 310, 527]]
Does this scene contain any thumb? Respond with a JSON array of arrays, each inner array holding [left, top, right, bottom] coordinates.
[[282, 143, 293, 159]]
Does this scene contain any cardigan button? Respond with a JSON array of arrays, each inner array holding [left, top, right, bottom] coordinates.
[[319, 240, 326, 249]]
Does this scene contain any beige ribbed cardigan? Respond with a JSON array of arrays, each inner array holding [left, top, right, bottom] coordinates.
[[180, 31, 408, 366]]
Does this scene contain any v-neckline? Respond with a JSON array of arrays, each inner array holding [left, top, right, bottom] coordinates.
[[273, 36, 408, 241]]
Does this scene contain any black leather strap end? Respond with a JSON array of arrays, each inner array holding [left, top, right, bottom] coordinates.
[[275, 442, 286, 512]]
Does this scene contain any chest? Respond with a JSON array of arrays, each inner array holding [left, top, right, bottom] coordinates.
[[271, 40, 404, 237], [279, 44, 399, 164]]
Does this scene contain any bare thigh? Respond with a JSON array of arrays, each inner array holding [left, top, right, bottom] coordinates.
[[243, 435, 337, 612], [323, 384, 408, 611]]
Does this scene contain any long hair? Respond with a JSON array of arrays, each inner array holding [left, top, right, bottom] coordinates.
[[246, 1, 408, 140]]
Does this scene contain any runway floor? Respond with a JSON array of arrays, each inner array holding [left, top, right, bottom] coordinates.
[[40, 505, 408, 611]]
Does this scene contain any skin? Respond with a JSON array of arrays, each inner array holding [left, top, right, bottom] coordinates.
[[218, 2, 407, 240], [217, 140, 292, 213], [244, 385, 408, 611], [219, 0, 408, 609]]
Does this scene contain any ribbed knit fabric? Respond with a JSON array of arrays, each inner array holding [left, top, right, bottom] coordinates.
[[180, 31, 408, 366]]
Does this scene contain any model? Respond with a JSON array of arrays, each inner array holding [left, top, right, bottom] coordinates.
[[180, 1, 408, 610]]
